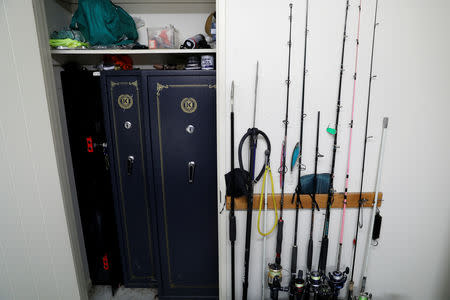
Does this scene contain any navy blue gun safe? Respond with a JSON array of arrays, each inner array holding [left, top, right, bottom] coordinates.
[[101, 70, 218, 299]]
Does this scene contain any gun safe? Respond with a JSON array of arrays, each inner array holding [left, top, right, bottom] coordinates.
[[101, 70, 218, 299]]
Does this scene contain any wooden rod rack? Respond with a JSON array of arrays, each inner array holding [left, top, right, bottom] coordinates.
[[226, 192, 382, 210]]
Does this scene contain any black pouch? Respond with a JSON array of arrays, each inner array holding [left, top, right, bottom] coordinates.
[[225, 168, 251, 197], [372, 211, 382, 240], [300, 173, 331, 194]]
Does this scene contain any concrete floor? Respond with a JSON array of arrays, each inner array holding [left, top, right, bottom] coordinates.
[[89, 285, 158, 300]]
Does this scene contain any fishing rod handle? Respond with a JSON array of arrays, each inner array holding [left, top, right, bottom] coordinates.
[[271, 290, 279, 300], [242, 282, 248, 300], [229, 211, 236, 242], [275, 219, 284, 265], [242, 190, 254, 300], [231, 246, 235, 300], [238, 127, 271, 182], [347, 281, 354, 300], [318, 237, 328, 273], [307, 238, 313, 272], [290, 245, 298, 276]]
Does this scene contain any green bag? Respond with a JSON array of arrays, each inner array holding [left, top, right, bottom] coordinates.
[[49, 38, 89, 48], [70, 0, 138, 46]]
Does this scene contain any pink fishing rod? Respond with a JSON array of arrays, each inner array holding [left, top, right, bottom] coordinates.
[[336, 0, 363, 271], [325, 2, 364, 298]]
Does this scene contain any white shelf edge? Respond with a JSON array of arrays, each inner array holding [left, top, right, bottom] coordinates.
[[50, 49, 216, 55], [55, 0, 216, 14]]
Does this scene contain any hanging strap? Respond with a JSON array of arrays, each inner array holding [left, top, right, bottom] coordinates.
[[257, 164, 278, 236]]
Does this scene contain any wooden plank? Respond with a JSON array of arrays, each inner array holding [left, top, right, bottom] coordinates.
[[226, 192, 383, 210]]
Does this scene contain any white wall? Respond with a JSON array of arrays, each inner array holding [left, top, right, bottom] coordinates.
[[44, 0, 72, 33], [0, 0, 84, 299], [223, 0, 450, 299], [43, 0, 92, 290]]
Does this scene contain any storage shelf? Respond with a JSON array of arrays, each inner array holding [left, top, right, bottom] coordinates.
[[50, 49, 216, 55], [50, 48, 216, 65], [55, 0, 216, 14]]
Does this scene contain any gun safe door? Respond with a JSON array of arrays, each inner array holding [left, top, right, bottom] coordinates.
[[102, 73, 158, 287], [61, 71, 122, 287], [145, 71, 218, 299]]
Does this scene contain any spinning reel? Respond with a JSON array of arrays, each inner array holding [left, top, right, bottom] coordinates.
[[307, 271, 322, 296], [268, 263, 288, 299], [327, 267, 350, 297], [306, 271, 333, 299], [289, 270, 305, 299]]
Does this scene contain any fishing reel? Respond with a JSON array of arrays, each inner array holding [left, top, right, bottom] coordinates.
[[327, 267, 350, 297], [305, 271, 335, 300], [268, 263, 288, 299], [306, 271, 322, 295], [358, 292, 372, 300], [289, 270, 305, 299]]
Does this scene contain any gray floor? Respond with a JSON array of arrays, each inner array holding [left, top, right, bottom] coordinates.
[[89, 285, 158, 300]]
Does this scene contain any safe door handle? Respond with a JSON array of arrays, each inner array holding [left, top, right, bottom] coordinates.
[[188, 161, 195, 183], [127, 156, 135, 175]]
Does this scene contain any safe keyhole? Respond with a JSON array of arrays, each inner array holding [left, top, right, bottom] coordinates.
[[186, 125, 195, 134]]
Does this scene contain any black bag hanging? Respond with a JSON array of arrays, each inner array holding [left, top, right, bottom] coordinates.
[[225, 168, 250, 198], [300, 173, 331, 195]]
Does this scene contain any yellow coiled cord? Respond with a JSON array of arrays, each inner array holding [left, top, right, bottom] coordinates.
[[257, 164, 278, 236]]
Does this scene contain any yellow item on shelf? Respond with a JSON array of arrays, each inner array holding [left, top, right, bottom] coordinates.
[[49, 38, 89, 48]]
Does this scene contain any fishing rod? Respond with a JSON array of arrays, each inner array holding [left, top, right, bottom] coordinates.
[[318, 0, 350, 277], [358, 117, 388, 299], [337, 0, 363, 275], [324, 3, 370, 298], [347, 0, 380, 298], [229, 81, 236, 300], [239, 62, 271, 300], [305, 112, 322, 298], [329, 0, 363, 297], [267, 4, 293, 300], [288, 1, 309, 299]]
